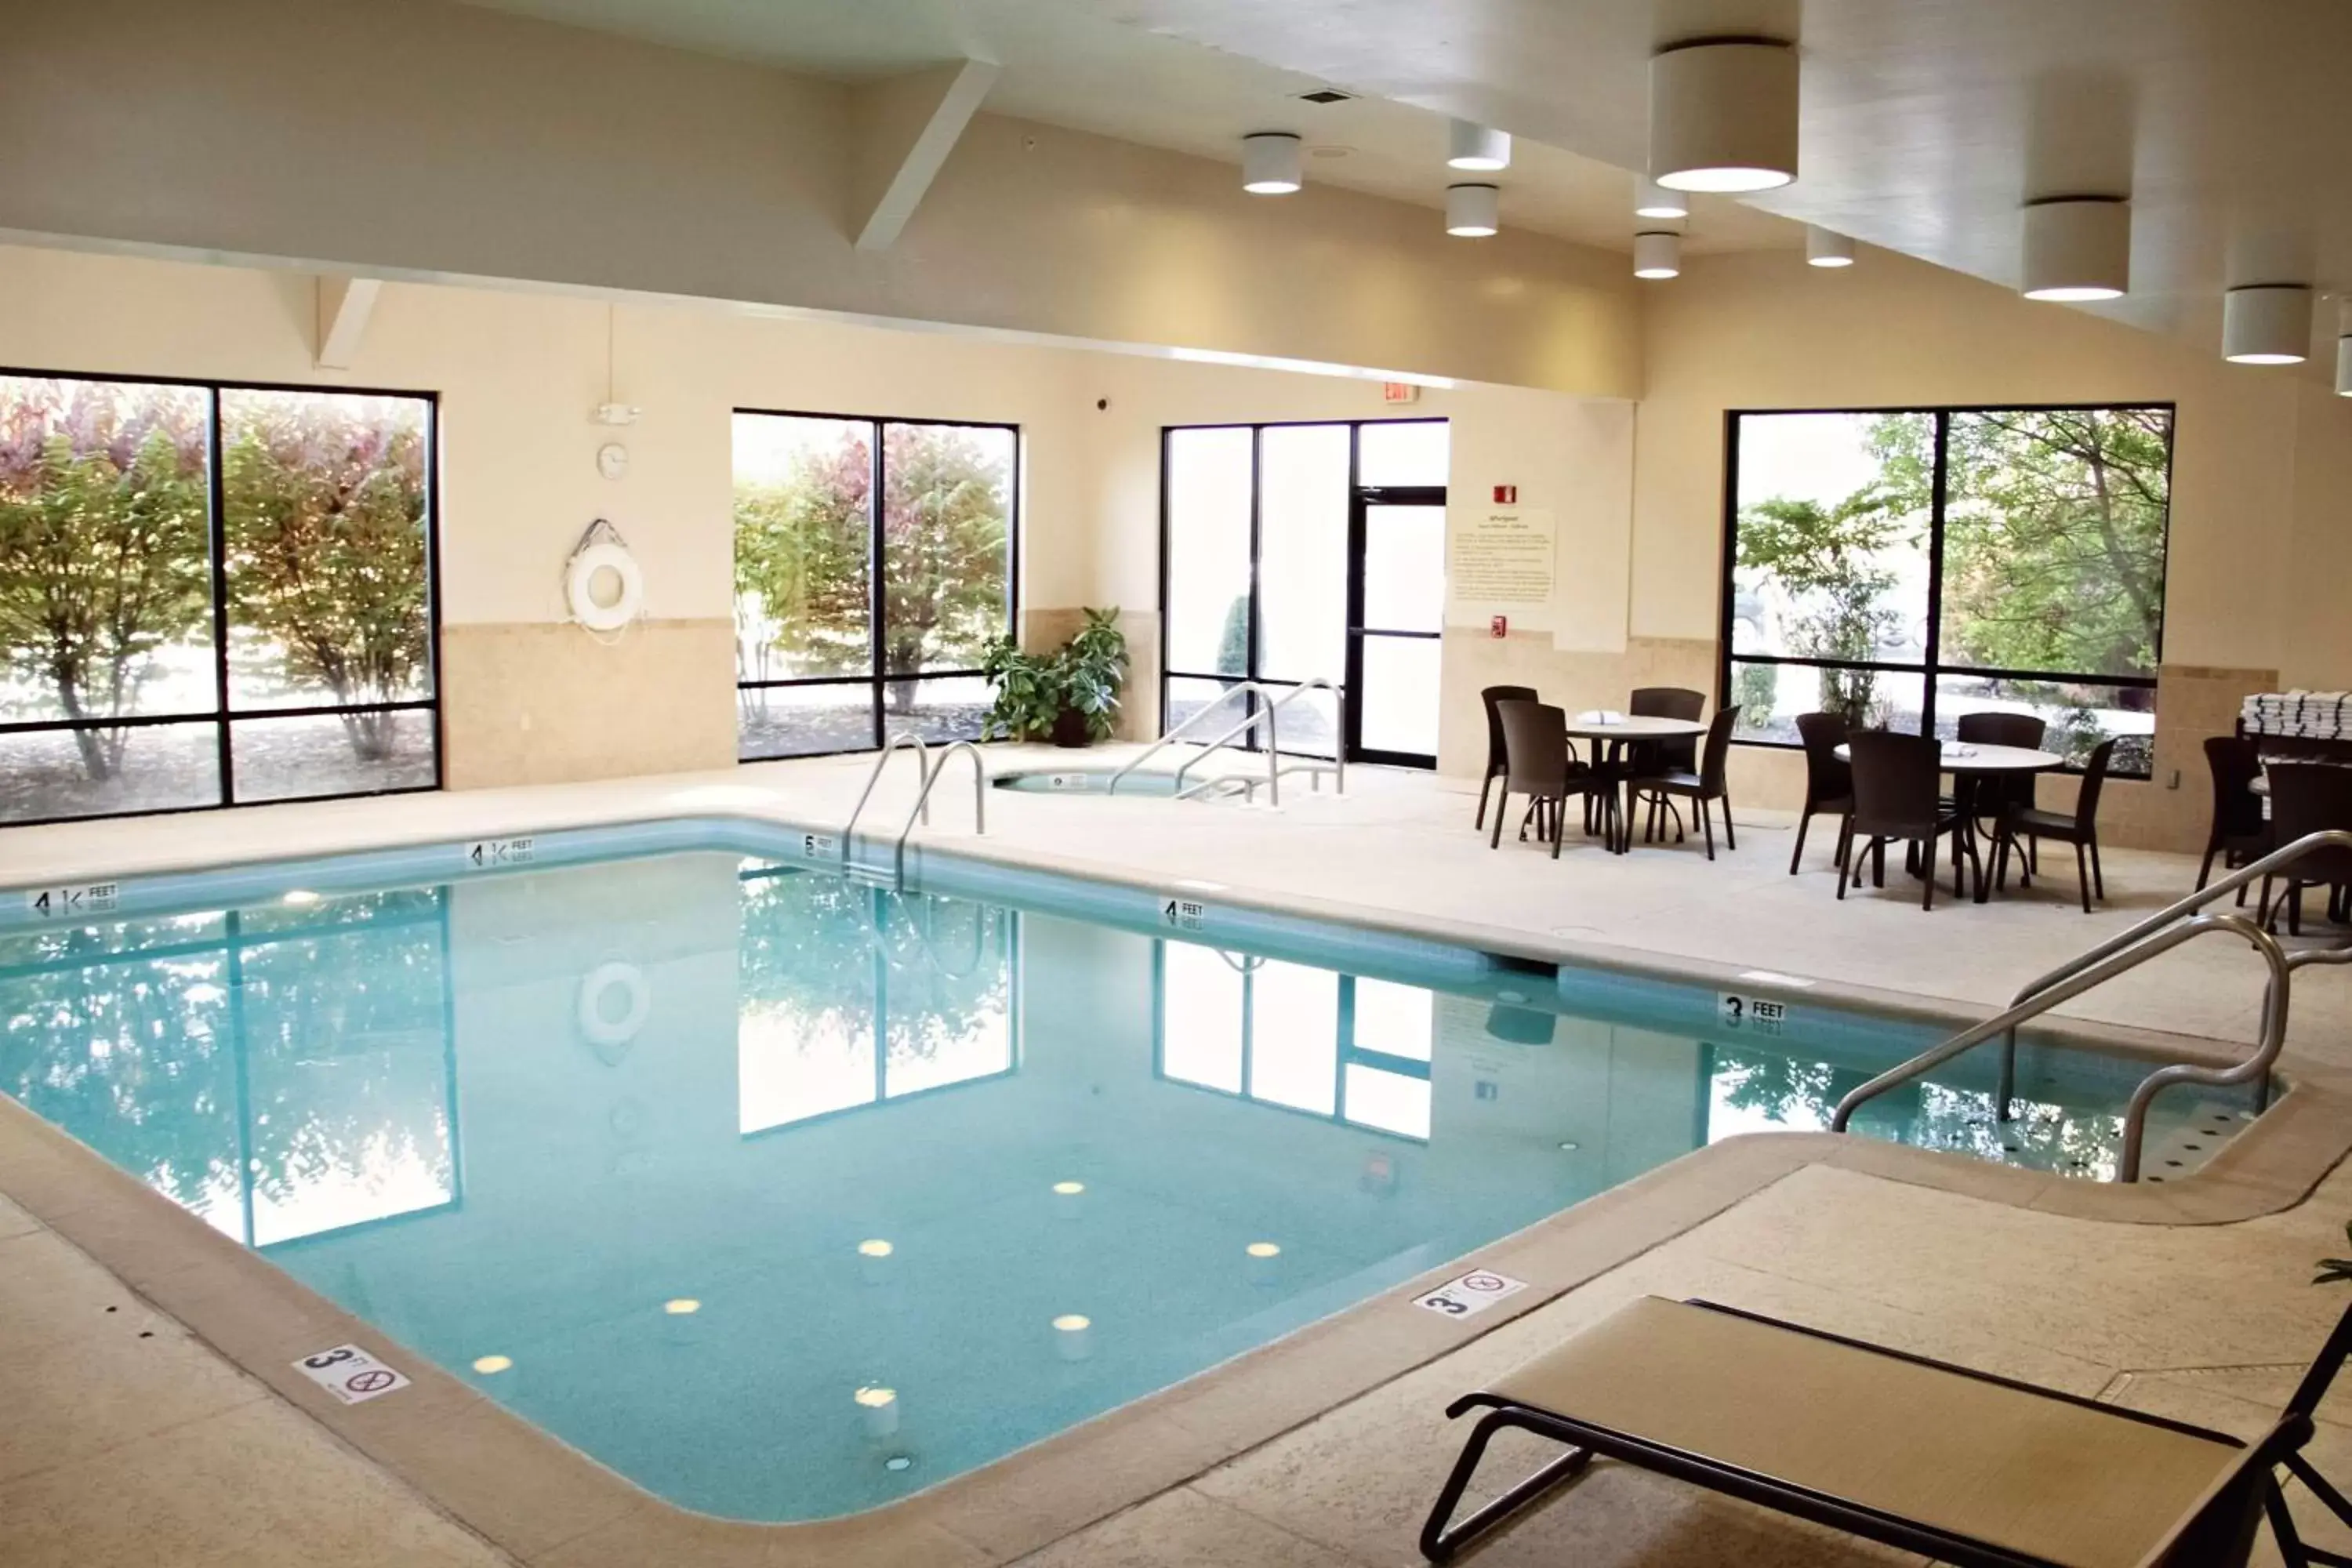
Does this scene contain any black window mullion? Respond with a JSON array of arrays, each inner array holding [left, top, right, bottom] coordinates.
[[1921, 411, 1951, 741], [868, 418, 887, 749], [1342, 426, 1367, 759], [206, 389, 235, 805]]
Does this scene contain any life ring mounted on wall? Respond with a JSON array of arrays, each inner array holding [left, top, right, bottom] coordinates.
[[564, 518, 644, 637]]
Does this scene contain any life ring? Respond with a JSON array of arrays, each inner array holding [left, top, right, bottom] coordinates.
[[566, 541, 643, 633], [578, 962, 652, 1052]]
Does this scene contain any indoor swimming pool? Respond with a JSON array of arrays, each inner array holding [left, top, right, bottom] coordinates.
[[0, 829, 2262, 1521]]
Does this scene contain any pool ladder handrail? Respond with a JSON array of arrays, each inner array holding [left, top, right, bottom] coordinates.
[[840, 735, 931, 877], [1106, 678, 1345, 807], [1828, 829, 2352, 1180], [890, 740, 987, 889]]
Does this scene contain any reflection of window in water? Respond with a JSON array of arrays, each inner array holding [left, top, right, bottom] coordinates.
[[735, 873, 1016, 1134], [1153, 944, 1434, 1141], [0, 891, 458, 1248]]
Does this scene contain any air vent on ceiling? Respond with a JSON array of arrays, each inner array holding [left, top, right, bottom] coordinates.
[[1296, 89, 1354, 104]]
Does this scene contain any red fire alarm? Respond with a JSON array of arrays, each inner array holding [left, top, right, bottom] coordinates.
[[1494, 484, 1518, 504], [1490, 615, 1508, 639]]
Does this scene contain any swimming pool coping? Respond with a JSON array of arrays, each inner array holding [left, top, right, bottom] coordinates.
[[3, 786, 2349, 1564]]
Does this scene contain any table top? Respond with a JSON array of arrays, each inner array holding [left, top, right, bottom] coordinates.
[[1563, 714, 1707, 739], [1835, 741, 2065, 772]]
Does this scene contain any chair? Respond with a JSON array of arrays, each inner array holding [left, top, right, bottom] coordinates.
[[1994, 739, 2114, 914], [2261, 763, 2352, 936], [1419, 1291, 2352, 1567], [1628, 687, 1707, 837], [1788, 712, 1854, 875], [2199, 735, 2275, 897], [1955, 710, 2048, 822], [1836, 731, 1973, 909], [1490, 701, 1601, 860], [1474, 684, 1540, 831], [1629, 706, 1740, 861]]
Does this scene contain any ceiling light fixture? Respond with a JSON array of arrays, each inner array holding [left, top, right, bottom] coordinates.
[[1446, 119, 1511, 172], [1649, 38, 1799, 193], [1242, 132, 1303, 194], [2223, 284, 2314, 365], [2020, 196, 2129, 301], [1634, 178, 1689, 220], [1805, 225, 1854, 267], [1633, 230, 1682, 280], [1445, 183, 1500, 238]]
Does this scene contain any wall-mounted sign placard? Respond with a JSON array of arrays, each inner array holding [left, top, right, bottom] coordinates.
[[1448, 507, 1556, 610]]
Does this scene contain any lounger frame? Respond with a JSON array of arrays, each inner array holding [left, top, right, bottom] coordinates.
[[1420, 1298, 2332, 1567]]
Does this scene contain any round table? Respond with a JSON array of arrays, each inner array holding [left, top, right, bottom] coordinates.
[[1834, 741, 2065, 901], [1566, 715, 1707, 853]]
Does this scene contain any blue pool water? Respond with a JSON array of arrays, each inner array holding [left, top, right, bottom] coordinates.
[[0, 837, 2257, 1520]]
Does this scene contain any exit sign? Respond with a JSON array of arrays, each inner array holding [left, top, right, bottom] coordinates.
[[1381, 382, 1421, 405]]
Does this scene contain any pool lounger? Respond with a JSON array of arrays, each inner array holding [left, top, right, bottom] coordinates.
[[1420, 1294, 2352, 1568]]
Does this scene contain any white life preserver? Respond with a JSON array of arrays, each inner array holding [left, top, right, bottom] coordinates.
[[566, 540, 644, 633], [578, 962, 652, 1053]]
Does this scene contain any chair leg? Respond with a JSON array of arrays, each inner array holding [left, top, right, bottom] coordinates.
[[1490, 792, 1508, 850], [1922, 834, 1938, 911], [1475, 770, 1496, 831], [2196, 841, 2218, 891], [1835, 827, 1854, 900], [1874, 839, 1887, 888], [1721, 792, 1735, 851], [1417, 1410, 1594, 1564], [2264, 1478, 2314, 1568], [1550, 796, 1565, 860], [2089, 838, 2105, 902], [1789, 808, 1813, 875], [2292, 881, 2305, 938], [1700, 796, 1715, 861], [2075, 841, 2092, 915]]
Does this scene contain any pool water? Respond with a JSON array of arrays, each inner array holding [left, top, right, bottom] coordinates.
[[0, 846, 2256, 1520]]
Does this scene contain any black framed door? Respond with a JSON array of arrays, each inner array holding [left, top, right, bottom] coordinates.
[[1345, 485, 1446, 767]]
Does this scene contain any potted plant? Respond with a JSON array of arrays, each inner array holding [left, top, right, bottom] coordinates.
[[982, 608, 1130, 748]]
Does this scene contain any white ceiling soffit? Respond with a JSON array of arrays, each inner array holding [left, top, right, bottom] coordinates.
[[449, 0, 1797, 254], [1033, 0, 2352, 368]]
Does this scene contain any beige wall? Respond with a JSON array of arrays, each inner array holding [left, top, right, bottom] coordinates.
[[0, 0, 1639, 399], [1633, 246, 2352, 851]]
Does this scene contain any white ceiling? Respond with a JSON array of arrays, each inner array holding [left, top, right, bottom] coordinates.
[[451, 0, 1797, 255]]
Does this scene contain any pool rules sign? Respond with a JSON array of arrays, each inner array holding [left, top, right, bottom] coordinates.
[[293, 1345, 411, 1405]]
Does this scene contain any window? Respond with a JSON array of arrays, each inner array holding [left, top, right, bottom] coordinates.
[[1152, 943, 1434, 1141], [1161, 419, 1447, 768], [0, 372, 439, 824], [1722, 405, 2171, 776], [735, 870, 1018, 1135], [732, 412, 1017, 759]]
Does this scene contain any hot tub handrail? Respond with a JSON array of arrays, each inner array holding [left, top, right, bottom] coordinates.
[[1171, 677, 1344, 807], [1828, 912, 2285, 1181], [1108, 682, 1272, 795], [841, 735, 930, 874], [891, 740, 987, 888], [2117, 920, 2292, 1181]]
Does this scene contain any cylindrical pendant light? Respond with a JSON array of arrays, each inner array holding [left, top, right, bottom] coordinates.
[[1241, 132, 1303, 194], [1633, 230, 1682, 280], [1649, 38, 1799, 193], [1805, 226, 1854, 267], [2222, 284, 2313, 365], [1447, 120, 1511, 172], [2021, 197, 2129, 301], [1635, 178, 1690, 220], [1445, 183, 1500, 238]]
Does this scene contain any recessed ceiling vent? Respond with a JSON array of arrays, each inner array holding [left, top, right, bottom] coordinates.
[[1296, 89, 1355, 104]]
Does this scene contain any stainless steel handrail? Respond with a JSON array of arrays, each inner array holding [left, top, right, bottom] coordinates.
[[1108, 682, 1268, 795], [1989, 828, 2352, 1119], [891, 739, 987, 887], [840, 735, 929, 874], [1829, 913, 2288, 1183], [1171, 678, 1344, 807]]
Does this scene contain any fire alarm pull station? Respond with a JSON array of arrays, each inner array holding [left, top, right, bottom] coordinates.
[[1490, 615, 1508, 638], [1494, 484, 1518, 504]]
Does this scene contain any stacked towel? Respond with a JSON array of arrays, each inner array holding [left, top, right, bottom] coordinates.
[[2241, 691, 2352, 739]]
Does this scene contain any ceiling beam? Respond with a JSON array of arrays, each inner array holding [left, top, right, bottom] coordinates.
[[315, 275, 383, 368], [848, 58, 1000, 252]]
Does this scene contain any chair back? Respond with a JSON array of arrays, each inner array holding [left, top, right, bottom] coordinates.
[[1497, 700, 1570, 798], [1846, 731, 1944, 837], [1698, 705, 1740, 793], [1956, 711, 2047, 750], [2204, 735, 2266, 838], [1480, 684, 1538, 774], [1632, 687, 1705, 772], [1795, 712, 1852, 805], [2265, 762, 2352, 884], [2071, 739, 2116, 830]]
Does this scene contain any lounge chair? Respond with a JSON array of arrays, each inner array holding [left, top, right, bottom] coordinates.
[[1421, 1294, 2352, 1567]]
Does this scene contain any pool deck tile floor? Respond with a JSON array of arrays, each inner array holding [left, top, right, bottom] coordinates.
[[5, 750, 2352, 1566]]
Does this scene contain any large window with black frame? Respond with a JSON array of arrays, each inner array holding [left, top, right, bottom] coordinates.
[[0, 370, 440, 826], [1722, 405, 2172, 777], [732, 411, 1018, 759], [1161, 419, 1447, 768]]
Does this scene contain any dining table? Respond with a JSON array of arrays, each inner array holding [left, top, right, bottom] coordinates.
[[1565, 713, 1708, 854], [1835, 739, 2066, 902]]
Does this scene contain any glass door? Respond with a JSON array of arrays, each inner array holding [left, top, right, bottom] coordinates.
[[1347, 499, 1445, 764]]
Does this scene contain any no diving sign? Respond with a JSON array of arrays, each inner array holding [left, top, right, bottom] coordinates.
[[293, 1344, 412, 1405], [1411, 1269, 1528, 1321]]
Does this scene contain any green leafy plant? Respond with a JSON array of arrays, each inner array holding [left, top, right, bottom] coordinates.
[[980, 607, 1129, 744]]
